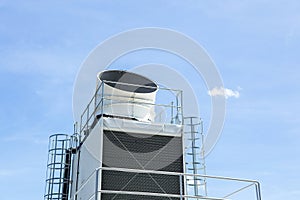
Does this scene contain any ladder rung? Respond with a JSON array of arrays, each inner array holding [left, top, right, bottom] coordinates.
[[184, 124, 202, 126], [185, 162, 201, 164], [186, 178, 205, 181], [188, 183, 206, 186], [187, 168, 205, 170], [186, 153, 205, 156], [186, 154, 203, 156], [184, 131, 199, 133], [185, 146, 200, 149]]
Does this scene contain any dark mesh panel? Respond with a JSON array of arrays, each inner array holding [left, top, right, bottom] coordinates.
[[103, 131, 183, 172], [101, 170, 181, 194], [102, 130, 184, 196], [160, 155, 183, 172], [102, 155, 183, 173], [101, 193, 179, 200], [104, 130, 173, 153]]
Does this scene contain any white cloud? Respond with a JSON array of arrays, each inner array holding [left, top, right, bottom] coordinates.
[[208, 87, 240, 99]]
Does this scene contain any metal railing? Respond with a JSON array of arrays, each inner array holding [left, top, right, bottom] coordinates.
[[79, 80, 183, 141], [71, 167, 261, 200], [44, 134, 71, 200]]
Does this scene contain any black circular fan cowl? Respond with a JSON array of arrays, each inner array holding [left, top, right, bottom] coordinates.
[[98, 70, 157, 93]]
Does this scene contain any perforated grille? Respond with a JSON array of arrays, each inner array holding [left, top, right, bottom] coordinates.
[[102, 130, 184, 197], [101, 170, 181, 194], [103, 130, 183, 172]]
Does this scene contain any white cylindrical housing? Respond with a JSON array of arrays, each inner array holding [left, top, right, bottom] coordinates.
[[98, 70, 158, 122]]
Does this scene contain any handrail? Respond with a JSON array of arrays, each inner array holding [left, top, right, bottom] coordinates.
[[78, 80, 184, 141], [101, 166, 260, 184], [99, 190, 228, 200], [71, 166, 261, 200]]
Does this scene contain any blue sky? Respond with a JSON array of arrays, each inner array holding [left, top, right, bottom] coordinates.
[[0, 0, 300, 199]]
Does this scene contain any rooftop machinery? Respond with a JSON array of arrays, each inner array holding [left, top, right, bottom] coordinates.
[[44, 70, 261, 200]]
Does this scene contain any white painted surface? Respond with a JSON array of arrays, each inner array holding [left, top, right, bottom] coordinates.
[[100, 83, 157, 122]]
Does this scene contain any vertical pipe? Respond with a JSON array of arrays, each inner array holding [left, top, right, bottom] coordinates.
[[175, 93, 179, 124], [255, 182, 262, 200], [180, 91, 184, 124], [69, 149, 75, 200], [200, 119, 208, 196], [179, 174, 183, 200], [95, 169, 99, 200], [101, 81, 104, 116], [171, 101, 174, 124], [58, 139, 65, 197], [80, 115, 83, 139], [94, 82, 101, 119], [75, 149, 81, 200], [182, 118, 188, 197], [86, 104, 89, 135], [45, 136, 52, 200], [50, 135, 58, 199]]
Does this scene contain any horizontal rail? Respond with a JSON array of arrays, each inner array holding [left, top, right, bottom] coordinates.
[[72, 166, 261, 200], [101, 97, 181, 108], [101, 166, 260, 184], [99, 190, 228, 200]]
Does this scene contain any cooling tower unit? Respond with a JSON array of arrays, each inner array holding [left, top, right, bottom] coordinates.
[[44, 69, 262, 200], [67, 70, 184, 200]]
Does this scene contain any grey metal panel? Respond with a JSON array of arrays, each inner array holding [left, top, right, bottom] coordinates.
[[69, 123, 103, 200]]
